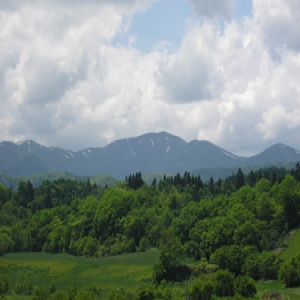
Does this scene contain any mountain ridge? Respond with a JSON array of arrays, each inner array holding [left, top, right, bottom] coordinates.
[[0, 132, 300, 179]]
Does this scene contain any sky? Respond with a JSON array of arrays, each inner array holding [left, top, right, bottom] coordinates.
[[1, 0, 300, 156]]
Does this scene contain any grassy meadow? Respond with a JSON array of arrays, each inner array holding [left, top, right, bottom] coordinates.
[[0, 252, 162, 299], [1, 252, 300, 299], [1, 230, 300, 299], [280, 228, 300, 261]]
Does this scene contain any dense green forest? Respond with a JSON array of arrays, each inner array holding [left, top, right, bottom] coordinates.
[[1, 164, 300, 299]]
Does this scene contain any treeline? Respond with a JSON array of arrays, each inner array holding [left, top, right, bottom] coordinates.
[[0, 165, 300, 283]]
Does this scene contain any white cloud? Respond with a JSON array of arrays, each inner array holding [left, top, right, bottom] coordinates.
[[1, 0, 300, 157], [253, 0, 300, 57], [0, 0, 158, 149], [155, 1, 300, 155], [156, 22, 224, 103]]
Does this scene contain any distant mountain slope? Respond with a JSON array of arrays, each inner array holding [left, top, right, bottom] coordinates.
[[0, 132, 300, 179], [247, 143, 300, 165]]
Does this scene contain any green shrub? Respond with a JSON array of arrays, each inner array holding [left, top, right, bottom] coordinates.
[[49, 282, 56, 294], [233, 276, 256, 298], [137, 286, 155, 300], [50, 290, 69, 300], [278, 262, 300, 287], [278, 256, 300, 287], [68, 282, 78, 300], [109, 288, 136, 300], [0, 275, 9, 294], [75, 290, 98, 300], [189, 278, 214, 300], [83, 284, 102, 297], [242, 251, 282, 280], [14, 274, 33, 295], [212, 269, 235, 297], [31, 286, 49, 300]]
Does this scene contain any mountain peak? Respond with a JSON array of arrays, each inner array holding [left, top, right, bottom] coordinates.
[[0, 132, 300, 179]]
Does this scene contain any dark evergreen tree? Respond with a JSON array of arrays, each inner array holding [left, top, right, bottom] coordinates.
[[208, 177, 214, 195], [247, 170, 256, 187], [271, 171, 277, 186], [235, 168, 245, 190]]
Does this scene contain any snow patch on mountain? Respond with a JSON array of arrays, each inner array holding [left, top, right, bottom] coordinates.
[[222, 151, 238, 160]]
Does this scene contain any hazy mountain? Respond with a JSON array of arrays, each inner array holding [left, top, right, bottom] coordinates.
[[0, 132, 300, 180]]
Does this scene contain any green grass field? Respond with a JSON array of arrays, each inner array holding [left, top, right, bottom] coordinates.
[[0, 252, 160, 299], [2, 248, 300, 299], [280, 228, 300, 261]]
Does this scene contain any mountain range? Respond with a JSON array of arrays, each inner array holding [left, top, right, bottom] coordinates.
[[0, 132, 300, 180]]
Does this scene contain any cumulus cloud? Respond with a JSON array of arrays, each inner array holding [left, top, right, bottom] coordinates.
[[0, 0, 158, 149], [155, 0, 300, 154], [156, 23, 224, 103], [253, 0, 300, 57], [0, 0, 300, 156]]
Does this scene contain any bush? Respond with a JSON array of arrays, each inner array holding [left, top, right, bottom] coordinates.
[[83, 284, 102, 297], [138, 237, 150, 252], [50, 290, 69, 300], [49, 282, 56, 294], [109, 288, 136, 300], [162, 287, 173, 300], [138, 286, 155, 300], [14, 274, 33, 295], [233, 276, 256, 298], [0, 275, 9, 294], [153, 261, 166, 284], [74, 290, 98, 300], [68, 282, 78, 300], [242, 251, 282, 280], [279, 258, 300, 287], [212, 269, 235, 297], [189, 278, 214, 300], [31, 286, 49, 300]]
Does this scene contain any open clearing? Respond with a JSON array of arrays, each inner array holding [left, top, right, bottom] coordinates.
[[1, 251, 300, 299], [0, 252, 159, 298], [280, 228, 300, 261]]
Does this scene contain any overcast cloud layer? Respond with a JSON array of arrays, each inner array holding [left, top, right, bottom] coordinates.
[[1, 0, 300, 156]]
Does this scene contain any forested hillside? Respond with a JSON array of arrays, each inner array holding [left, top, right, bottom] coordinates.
[[1, 164, 300, 298]]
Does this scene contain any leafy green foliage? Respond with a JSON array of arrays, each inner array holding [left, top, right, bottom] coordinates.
[[50, 290, 69, 300], [14, 274, 33, 295], [233, 275, 257, 298], [0, 275, 9, 294], [243, 251, 282, 280], [0, 163, 300, 297], [153, 229, 186, 283], [189, 278, 214, 300], [212, 269, 235, 297], [279, 253, 300, 287]]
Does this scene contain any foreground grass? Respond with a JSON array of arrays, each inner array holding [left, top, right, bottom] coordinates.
[[0, 252, 160, 298], [2, 252, 300, 299]]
